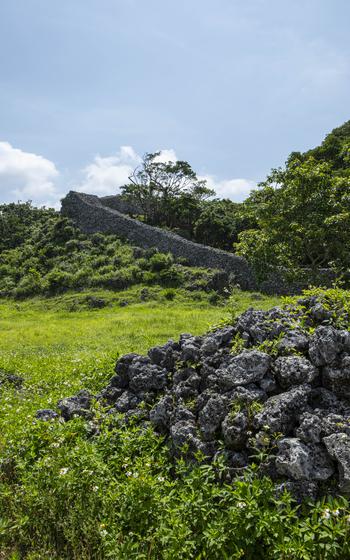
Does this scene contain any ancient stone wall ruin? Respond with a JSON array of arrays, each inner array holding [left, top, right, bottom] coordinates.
[[61, 191, 256, 290]]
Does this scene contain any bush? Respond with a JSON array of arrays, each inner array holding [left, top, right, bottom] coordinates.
[[45, 269, 73, 294], [149, 252, 174, 272]]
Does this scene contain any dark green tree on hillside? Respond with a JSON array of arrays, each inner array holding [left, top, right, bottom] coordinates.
[[193, 199, 255, 250], [236, 119, 350, 280], [121, 152, 214, 235]]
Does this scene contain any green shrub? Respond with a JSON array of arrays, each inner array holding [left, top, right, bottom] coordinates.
[[149, 252, 173, 272]]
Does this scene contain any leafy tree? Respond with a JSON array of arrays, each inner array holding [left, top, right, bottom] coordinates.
[[236, 156, 350, 280], [121, 152, 214, 232], [193, 199, 255, 250]]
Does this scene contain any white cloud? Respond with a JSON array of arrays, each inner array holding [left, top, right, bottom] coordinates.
[[200, 175, 256, 202], [77, 145, 255, 202], [77, 146, 141, 195], [0, 141, 61, 207], [153, 149, 178, 163], [77, 147, 178, 195]]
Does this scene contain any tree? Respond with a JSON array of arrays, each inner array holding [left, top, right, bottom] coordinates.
[[120, 152, 215, 232], [193, 199, 254, 250], [235, 156, 350, 280]]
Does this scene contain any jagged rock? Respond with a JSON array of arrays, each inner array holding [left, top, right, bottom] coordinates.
[[97, 385, 123, 405], [323, 433, 350, 493], [274, 356, 318, 389], [58, 390, 93, 420], [198, 395, 231, 440], [149, 394, 174, 431], [322, 355, 350, 398], [128, 359, 168, 393], [275, 481, 319, 501], [114, 391, 139, 413], [148, 340, 178, 370], [278, 330, 309, 354], [297, 412, 350, 443], [275, 438, 334, 481], [221, 411, 248, 449], [208, 350, 270, 391], [254, 384, 311, 434], [309, 326, 340, 366], [111, 353, 140, 388], [259, 374, 277, 394], [0, 372, 23, 388], [308, 303, 332, 324], [36, 409, 59, 421]]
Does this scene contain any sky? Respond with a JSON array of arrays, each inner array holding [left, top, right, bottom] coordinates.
[[0, 0, 349, 208]]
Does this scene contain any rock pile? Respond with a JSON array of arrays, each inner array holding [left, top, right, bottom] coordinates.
[[38, 296, 350, 497]]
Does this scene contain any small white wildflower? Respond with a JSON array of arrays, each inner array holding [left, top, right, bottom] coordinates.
[[133, 472, 139, 478], [92, 485, 99, 492], [126, 471, 133, 477], [59, 467, 69, 476], [322, 508, 331, 520], [333, 509, 340, 517], [157, 476, 165, 482], [237, 502, 246, 509], [100, 529, 108, 538]]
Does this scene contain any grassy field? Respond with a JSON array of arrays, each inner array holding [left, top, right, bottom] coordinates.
[[3, 288, 349, 559]]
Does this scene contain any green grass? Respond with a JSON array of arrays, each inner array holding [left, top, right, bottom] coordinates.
[[0, 288, 280, 448], [11, 288, 350, 560]]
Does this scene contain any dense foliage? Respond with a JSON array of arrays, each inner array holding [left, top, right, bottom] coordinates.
[[0, 202, 223, 299], [235, 121, 350, 280], [121, 152, 214, 238]]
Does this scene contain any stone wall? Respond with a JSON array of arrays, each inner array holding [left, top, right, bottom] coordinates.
[[100, 194, 142, 215], [61, 191, 256, 290]]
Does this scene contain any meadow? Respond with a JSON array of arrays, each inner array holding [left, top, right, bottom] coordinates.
[[1, 288, 350, 559]]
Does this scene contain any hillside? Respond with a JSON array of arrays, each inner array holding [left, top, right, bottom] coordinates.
[[0, 202, 228, 300]]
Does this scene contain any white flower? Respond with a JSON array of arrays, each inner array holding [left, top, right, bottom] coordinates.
[[126, 471, 133, 477], [237, 502, 246, 509], [92, 485, 99, 492], [157, 476, 165, 482], [100, 529, 108, 538], [333, 509, 340, 516], [59, 467, 69, 476], [322, 508, 331, 519]]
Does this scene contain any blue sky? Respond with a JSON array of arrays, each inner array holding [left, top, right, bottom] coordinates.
[[0, 0, 349, 207]]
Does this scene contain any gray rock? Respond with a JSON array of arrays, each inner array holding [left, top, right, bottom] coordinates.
[[36, 409, 59, 421], [276, 438, 334, 481], [278, 330, 309, 354], [274, 356, 318, 389], [198, 395, 231, 440], [322, 355, 350, 399], [149, 394, 174, 431], [148, 340, 178, 370], [323, 433, 350, 493], [114, 391, 139, 413], [259, 374, 277, 394], [275, 481, 318, 501], [128, 360, 168, 393], [222, 411, 248, 449], [211, 350, 270, 391], [170, 419, 198, 450], [58, 390, 93, 420], [254, 384, 311, 434], [297, 412, 350, 443], [309, 326, 340, 366], [111, 353, 140, 388]]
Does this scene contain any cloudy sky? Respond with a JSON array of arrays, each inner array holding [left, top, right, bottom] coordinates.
[[0, 0, 349, 208]]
